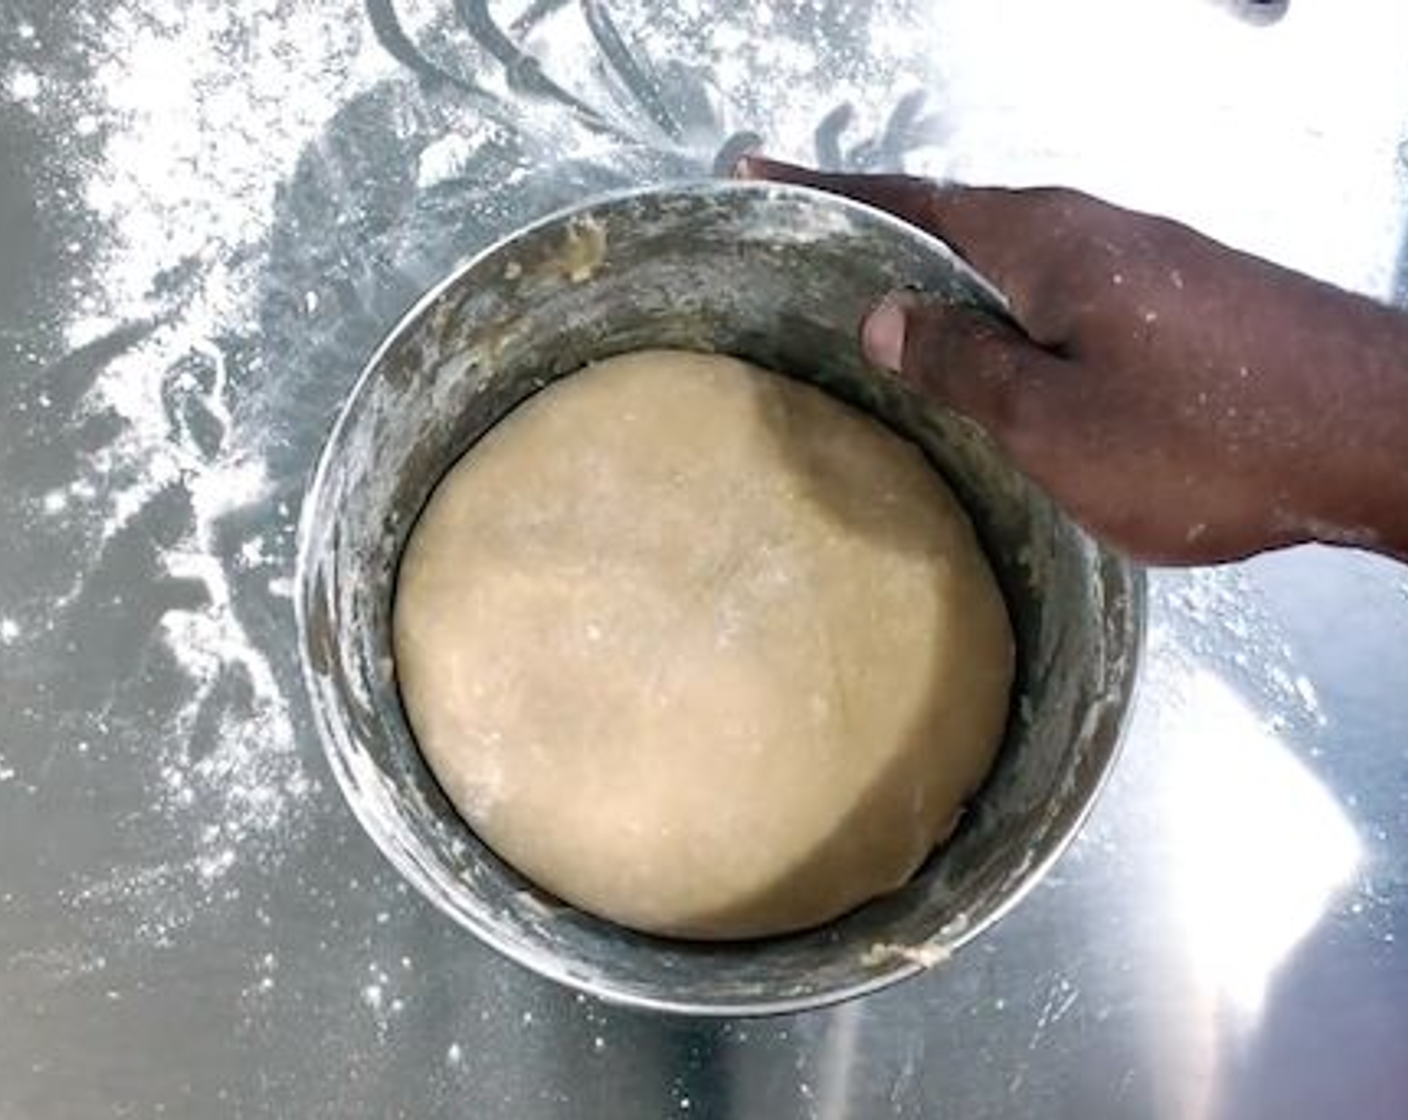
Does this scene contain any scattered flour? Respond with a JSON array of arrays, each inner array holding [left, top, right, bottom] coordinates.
[[21, 3, 399, 945], [1151, 568, 1329, 732]]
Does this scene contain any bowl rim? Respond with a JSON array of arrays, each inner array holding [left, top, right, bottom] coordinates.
[[293, 178, 1149, 1016]]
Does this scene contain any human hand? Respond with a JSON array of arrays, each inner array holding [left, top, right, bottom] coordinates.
[[739, 157, 1408, 565]]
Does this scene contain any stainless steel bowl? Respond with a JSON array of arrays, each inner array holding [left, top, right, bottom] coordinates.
[[295, 181, 1145, 1016]]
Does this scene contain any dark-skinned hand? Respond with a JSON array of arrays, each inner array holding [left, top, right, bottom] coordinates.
[[740, 157, 1408, 566]]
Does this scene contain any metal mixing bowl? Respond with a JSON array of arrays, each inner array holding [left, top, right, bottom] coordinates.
[[295, 181, 1145, 1016]]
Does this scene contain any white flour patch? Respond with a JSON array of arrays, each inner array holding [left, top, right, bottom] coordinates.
[[6, 67, 41, 105], [36, 2, 396, 945], [1151, 567, 1328, 735]]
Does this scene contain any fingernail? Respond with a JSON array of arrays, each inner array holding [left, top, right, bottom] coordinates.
[[734, 152, 783, 180], [735, 153, 811, 181], [862, 293, 911, 372]]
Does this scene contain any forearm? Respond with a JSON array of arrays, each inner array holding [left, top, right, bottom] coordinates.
[[1126, 214, 1408, 562], [1236, 265, 1408, 562]]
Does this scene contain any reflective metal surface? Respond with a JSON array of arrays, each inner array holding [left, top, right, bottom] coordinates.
[[2, 0, 1407, 1115]]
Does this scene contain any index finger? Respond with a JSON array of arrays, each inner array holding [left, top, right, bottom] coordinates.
[[735, 156, 1037, 316]]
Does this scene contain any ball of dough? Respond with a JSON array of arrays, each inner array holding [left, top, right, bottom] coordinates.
[[394, 350, 1013, 939]]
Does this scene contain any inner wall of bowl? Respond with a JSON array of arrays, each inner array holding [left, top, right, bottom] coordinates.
[[299, 183, 1142, 1013]]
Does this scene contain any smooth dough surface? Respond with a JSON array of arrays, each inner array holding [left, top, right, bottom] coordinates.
[[394, 350, 1014, 939]]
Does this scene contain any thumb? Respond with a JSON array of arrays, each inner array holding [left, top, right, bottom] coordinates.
[[862, 292, 1070, 453]]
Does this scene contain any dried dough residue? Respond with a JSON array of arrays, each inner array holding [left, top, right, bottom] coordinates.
[[861, 941, 951, 969]]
